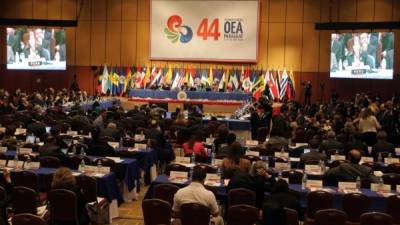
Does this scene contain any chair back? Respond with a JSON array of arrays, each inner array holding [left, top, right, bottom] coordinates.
[[268, 156, 286, 168], [70, 155, 91, 170], [39, 156, 61, 168], [11, 170, 38, 192], [227, 205, 258, 225], [285, 207, 299, 225], [244, 155, 261, 164], [342, 193, 370, 222], [153, 184, 179, 206], [386, 163, 400, 174], [94, 158, 116, 171], [194, 164, 217, 174], [362, 162, 382, 171], [0, 186, 6, 203], [76, 175, 98, 203], [228, 188, 256, 207], [180, 203, 210, 225], [315, 209, 347, 225], [360, 212, 393, 225], [382, 173, 400, 190], [282, 170, 303, 184], [142, 199, 171, 225], [12, 214, 46, 225], [165, 163, 190, 176], [306, 191, 334, 219], [329, 160, 348, 168], [386, 195, 400, 224], [48, 189, 78, 223], [13, 186, 37, 215]]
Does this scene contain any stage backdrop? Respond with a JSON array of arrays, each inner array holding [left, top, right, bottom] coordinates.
[[150, 0, 259, 62]]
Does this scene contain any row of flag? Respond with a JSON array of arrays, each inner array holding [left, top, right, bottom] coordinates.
[[97, 64, 296, 101]]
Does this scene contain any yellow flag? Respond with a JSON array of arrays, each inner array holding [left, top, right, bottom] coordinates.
[[166, 66, 173, 83], [208, 67, 213, 86]]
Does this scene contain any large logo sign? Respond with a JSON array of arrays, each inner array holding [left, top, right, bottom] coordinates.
[[151, 0, 259, 62]]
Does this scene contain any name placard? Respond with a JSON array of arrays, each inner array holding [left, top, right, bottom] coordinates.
[[7, 160, 24, 169], [206, 173, 220, 182], [246, 140, 258, 146], [384, 158, 400, 164], [214, 159, 223, 166], [134, 143, 147, 150], [367, 146, 372, 155], [107, 142, 120, 149], [66, 131, 78, 136], [19, 148, 32, 154], [246, 151, 260, 157], [360, 157, 374, 163], [169, 171, 188, 180], [175, 157, 191, 164], [305, 165, 322, 174], [0, 127, 5, 133], [105, 157, 123, 163], [338, 182, 357, 190], [15, 128, 26, 135], [206, 138, 215, 145], [0, 160, 6, 167], [371, 183, 391, 192], [331, 155, 346, 161], [25, 162, 40, 170], [306, 180, 323, 189], [274, 152, 289, 159], [395, 148, 400, 156], [0, 147, 7, 153], [274, 162, 290, 170]]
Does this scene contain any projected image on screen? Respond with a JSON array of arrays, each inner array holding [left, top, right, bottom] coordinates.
[[6, 27, 66, 70], [330, 32, 394, 79]]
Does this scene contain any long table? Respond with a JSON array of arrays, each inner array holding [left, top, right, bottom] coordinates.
[[128, 89, 252, 101]]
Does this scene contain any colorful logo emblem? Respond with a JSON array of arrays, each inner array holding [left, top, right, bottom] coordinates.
[[164, 15, 193, 44]]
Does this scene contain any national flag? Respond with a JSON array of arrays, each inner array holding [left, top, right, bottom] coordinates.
[[165, 65, 173, 84], [218, 70, 225, 90], [171, 68, 183, 89], [279, 69, 289, 100], [142, 65, 151, 88], [287, 70, 296, 100], [269, 71, 280, 100], [150, 67, 162, 87], [117, 66, 126, 96], [201, 68, 208, 85], [208, 67, 213, 86], [230, 68, 239, 91], [124, 66, 132, 94], [100, 64, 109, 94], [242, 67, 251, 92], [263, 69, 272, 100]]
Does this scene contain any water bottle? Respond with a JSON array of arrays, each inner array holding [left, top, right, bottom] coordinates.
[[356, 176, 361, 189], [25, 155, 31, 169], [119, 137, 123, 148], [211, 151, 216, 166], [191, 152, 196, 163], [280, 148, 285, 158], [277, 171, 283, 181], [72, 145, 76, 155], [378, 153, 382, 163], [81, 148, 86, 156], [377, 176, 383, 191], [189, 166, 194, 179], [319, 160, 326, 173], [79, 159, 86, 171], [146, 139, 151, 151], [302, 173, 308, 189], [97, 160, 103, 172], [217, 167, 222, 182], [13, 153, 19, 169]]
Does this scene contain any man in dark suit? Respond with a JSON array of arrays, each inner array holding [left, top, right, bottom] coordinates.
[[319, 131, 343, 153], [271, 105, 291, 139], [371, 131, 395, 160], [99, 122, 122, 141], [344, 132, 368, 156], [326, 149, 378, 183], [300, 138, 327, 167], [38, 135, 70, 167]]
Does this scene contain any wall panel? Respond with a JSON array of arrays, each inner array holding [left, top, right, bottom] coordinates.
[[136, 21, 150, 65], [122, 0, 138, 21], [62, 0, 76, 20], [303, 0, 319, 23], [91, 0, 107, 21], [301, 23, 319, 72], [258, 23, 268, 68], [90, 21, 106, 66], [75, 21, 91, 65], [47, 0, 62, 19], [318, 31, 330, 72], [79, 0, 92, 21], [284, 23, 302, 71], [33, 0, 48, 19], [107, 0, 122, 21], [374, 0, 393, 21], [267, 23, 285, 68], [121, 22, 137, 66], [138, 0, 150, 21], [357, 0, 374, 21], [269, 0, 286, 23], [339, 0, 357, 22], [260, 0, 269, 23], [286, 0, 303, 23], [106, 21, 122, 65]]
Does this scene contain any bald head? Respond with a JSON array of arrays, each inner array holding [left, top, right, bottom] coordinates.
[[349, 149, 361, 164]]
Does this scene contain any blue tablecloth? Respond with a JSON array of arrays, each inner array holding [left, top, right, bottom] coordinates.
[[16, 167, 122, 202], [87, 156, 140, 192], [203, 118, 251, 130], [129, 89, 252, 101], [115, 148, 158, 185], [63, 98, 121, 112]]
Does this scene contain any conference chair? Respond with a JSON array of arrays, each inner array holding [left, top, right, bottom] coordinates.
[[153, 183, 180, 206], [122, 137, 136, 147], [382, 173, 400, 190], [165, 163, 190, 176], [13, 186, 37, 215], [70, 155, 91, 170], [48, 189, 79, 225], [285, 207, 300, 225], [194, 164, 217, 174], [362, 162, 382, 171], [228, 188, 256, 207], [227, 205, 259, 225], [180, 203, 210, 225], [282, 170, 303, 184], [12, 214, 46, 225], [342, 193, 370, 224], [39, 156, 61, 168], [304, 191, 334, 225], [11, 170, 39, 193], [314, 209, 347, 225], [386, 163, 400, 174], [325, 149, 342, 158], [75, 175, 98, 203], [142, 199, 172, 225], [329, 159, 349, 168], [268, 156, 286, 168], [360, 212, 393, 225], [386, 195, 400, 225]]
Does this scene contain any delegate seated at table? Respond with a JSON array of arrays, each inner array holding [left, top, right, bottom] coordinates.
[[172, 167, 224, 225], [325, 149, 378, 183], [221, 142, 251, 179]]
